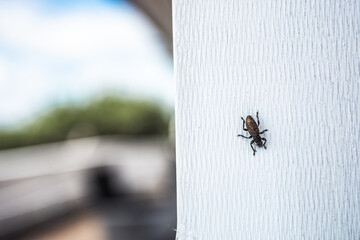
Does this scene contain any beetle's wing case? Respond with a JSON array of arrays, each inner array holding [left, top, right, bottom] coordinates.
[[246, 115, 259, 137]]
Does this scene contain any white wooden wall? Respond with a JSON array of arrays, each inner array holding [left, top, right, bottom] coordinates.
[[173, 0, 360, 239]]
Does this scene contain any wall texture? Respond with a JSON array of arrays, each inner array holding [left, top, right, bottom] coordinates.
[[173, 0, 360, 239]]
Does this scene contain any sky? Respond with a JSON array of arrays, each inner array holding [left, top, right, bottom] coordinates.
[[0, 0, 174, 127]]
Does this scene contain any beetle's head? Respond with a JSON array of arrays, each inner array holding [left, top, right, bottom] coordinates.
[[254, 136, 263, 147]]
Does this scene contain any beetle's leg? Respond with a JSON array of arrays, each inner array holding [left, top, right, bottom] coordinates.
[[238, 134, 252, 139], [250, 140, 256, 155], [261, 137, 267, 149], [256, 111, 260, 126], [241, 117, 248, 131], [259, 129, 268, 134]]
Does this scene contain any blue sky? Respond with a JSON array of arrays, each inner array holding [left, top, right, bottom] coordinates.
[[0, 0, 174, 127]]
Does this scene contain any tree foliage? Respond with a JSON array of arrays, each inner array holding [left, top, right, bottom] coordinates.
[[0, 95, 170, 150]]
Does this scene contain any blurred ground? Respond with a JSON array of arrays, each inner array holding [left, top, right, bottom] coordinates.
[[22, 211, 106, 240], [0, 136, 176, 240]]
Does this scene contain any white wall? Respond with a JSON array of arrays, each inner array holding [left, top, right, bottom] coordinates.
[[173, 0, 360, 239]]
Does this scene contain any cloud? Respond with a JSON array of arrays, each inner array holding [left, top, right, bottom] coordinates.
[[0, 1, 162, 59], [0, 0, 174, 127]]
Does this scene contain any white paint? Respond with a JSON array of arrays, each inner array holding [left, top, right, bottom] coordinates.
[[173, 0, 360, 239]]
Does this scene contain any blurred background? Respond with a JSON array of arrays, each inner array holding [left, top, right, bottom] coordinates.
[[0, 0, 175, 239]]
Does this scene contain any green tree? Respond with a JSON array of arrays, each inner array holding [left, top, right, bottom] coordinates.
[[0, 95, 170, 150]]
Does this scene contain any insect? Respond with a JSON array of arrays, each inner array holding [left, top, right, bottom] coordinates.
[[238, 112, 268, 156]]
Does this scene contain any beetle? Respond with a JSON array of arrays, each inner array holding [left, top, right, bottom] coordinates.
[[237, 111, 268, 156]]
